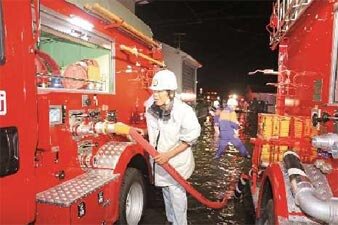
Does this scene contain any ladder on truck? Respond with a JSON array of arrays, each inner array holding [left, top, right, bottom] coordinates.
[[268, 0, 314, 49]]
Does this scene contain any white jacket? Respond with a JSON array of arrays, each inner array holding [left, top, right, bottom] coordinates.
[[145, 97, 201, 186]]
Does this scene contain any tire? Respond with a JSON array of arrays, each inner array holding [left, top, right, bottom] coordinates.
[[118, 168, 146, 225], [257, 199, 274, 225]]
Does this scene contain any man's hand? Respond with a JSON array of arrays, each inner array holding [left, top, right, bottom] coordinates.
[[154, 152, 172, 165], [154, 142, 189, 165], [134, 128, 147, 136]]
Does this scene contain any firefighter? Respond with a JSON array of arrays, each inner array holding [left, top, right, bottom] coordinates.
[[209, 104, 221, 136], [215, 98, 250, 159], [144, 69, 201, 225]]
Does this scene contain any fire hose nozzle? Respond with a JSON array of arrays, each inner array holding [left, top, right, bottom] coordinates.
[[114, 122, 131, 135], [72, 121, 131, 137]]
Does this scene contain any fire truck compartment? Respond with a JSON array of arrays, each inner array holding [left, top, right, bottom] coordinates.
[[37, 7, 115, 93], [36, 169, 118, 224]]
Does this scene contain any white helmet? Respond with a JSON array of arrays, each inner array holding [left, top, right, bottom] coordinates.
[[227, 98, 238, 107], [213, 100, 220, 108], [150, 69, 178, 91]]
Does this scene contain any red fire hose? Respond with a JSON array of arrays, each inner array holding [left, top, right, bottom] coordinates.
[[129, 128, 236, 209]]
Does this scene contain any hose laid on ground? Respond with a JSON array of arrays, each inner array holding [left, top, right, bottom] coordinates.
[[129, 128, 236, 209]]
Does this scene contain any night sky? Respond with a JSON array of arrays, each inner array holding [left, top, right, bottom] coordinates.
[[136, 0, 278, 96]]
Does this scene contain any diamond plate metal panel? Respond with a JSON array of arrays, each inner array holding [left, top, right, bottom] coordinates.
[[93, 142, 132, 169], [36, 169, 118, 207]]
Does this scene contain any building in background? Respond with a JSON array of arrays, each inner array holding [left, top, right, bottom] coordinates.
[[251, 92, 276, 113], [106, 1, 202, 104], [162, 43, 202, 103]]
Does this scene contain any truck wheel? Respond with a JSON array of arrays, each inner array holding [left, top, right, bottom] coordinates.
[[119, 168, 146, 225], [257, 199, 274, 225]]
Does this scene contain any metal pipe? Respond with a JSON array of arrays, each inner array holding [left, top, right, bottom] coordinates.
[[283, 151, 338, 224], [312, 133, 338, 151], [296, 190, 338, 224], [72, 121, 117, 136], [312, 133, 338, 159]]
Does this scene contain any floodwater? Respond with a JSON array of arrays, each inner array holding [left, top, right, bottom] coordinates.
[[141, 117, 255, 225]]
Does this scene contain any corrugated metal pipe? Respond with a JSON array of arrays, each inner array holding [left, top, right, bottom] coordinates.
[[283, 151, 338, 224]]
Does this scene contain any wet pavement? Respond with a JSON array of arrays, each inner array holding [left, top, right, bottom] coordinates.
[[141, 117, 255, 225]]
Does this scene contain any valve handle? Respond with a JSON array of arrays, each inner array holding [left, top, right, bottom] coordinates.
[[312, 112, 337, 127]]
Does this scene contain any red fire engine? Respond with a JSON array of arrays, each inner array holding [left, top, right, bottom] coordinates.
[[0, 0, 165, 224], [0, 1, 234, 224], [251, 0, 338, 224]]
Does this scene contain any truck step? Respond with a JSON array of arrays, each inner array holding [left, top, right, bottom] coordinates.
[[36, 169, 119, 207]]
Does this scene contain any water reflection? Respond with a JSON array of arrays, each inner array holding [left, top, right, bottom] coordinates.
[[188, 118, 255, 225]]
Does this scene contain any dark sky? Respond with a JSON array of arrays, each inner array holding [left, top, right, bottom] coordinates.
[[136, 0, 278, 96]]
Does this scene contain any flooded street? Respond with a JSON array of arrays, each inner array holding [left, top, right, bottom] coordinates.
[[141, 118, 255, 225]]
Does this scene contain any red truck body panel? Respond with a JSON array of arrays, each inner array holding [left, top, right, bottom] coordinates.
[[0, 0, 161, 224]]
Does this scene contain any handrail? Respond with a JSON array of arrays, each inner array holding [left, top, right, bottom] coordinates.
[[85, 3, 160, 48], [120, 44, 165, 67], [32, 0, 41, 45], [268, 0, 313, 49]]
